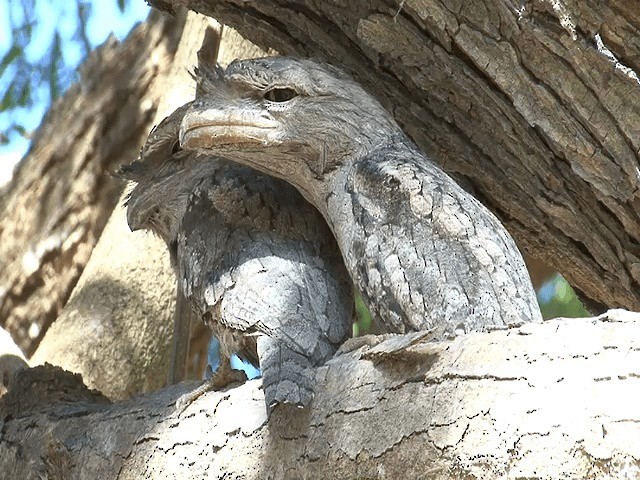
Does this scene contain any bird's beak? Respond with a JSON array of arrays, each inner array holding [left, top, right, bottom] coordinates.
[[125, 192, 151, 232], [126, 208, 145, 232], [180, 105, 279, 150]]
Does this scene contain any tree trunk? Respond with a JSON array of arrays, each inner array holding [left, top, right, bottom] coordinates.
[[27, 12, 270, 400], [3, 1, 639, 477], [23, 10, 194, 400], [148, 0, 640, 313], [0, 11, 184, 357], [2, 312, 639, 479]]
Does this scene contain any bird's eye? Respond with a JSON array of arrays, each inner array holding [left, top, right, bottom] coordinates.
[[264, 88, 297, 103], [170, 140, 182, 155]]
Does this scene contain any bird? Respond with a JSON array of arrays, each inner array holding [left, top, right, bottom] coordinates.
[[179, 57, 543, 339], [118, 102, 353, 412]]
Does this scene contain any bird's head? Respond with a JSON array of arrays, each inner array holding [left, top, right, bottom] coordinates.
[[180, 57, 400, 200], [117, 103, 212, 245]]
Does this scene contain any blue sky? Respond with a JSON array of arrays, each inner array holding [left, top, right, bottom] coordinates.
[[0, 0, 150, 185]]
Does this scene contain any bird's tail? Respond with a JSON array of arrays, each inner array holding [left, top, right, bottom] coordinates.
[[256, 336, 316, 413]]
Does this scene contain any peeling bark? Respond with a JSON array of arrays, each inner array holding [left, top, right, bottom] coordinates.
[[2, 1, 639, 477], [149, 0, 640, 312], [2, 312, 639, 479]]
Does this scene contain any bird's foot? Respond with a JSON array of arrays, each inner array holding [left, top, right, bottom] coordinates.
[[362, 330, 436, 361], [335, 333, 392, 356], [335, 330, 436, 360], [175, 366, 247, 414]]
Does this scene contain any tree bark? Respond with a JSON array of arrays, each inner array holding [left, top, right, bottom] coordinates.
[[28, 13, 271, 400], [27, 11, 220, 399], [2, 2, 639, 477], [2, 312, 639, 479], [149, 0, 640, 313], [0, 11, 185, 356]]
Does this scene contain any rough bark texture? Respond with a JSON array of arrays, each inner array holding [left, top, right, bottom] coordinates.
[[150, 0, 640, 313], [2, 2, 637, 477], [0, 12, 184, 356], [29, 13, 271, 400], [1, 312, 639, 479], [27, 11, 204, 399]]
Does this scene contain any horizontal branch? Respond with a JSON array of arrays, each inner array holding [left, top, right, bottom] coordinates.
[[2, 312, 639, 478]]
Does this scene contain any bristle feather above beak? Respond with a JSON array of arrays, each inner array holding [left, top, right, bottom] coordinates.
[[115, 160, 148, 181], [194, 61, 225, 97]]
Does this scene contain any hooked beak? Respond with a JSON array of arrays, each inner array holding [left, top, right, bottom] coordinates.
[[180, 105, 279, 150], [125, 192, 156, 232]]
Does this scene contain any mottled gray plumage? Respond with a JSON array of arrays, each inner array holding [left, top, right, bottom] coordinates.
[[180, 57, 542, 338], [119, 103, 353, 411]]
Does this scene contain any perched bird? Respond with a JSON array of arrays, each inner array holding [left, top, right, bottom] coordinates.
[[119, 103, 353, 411], [180, 58, 542, 338]]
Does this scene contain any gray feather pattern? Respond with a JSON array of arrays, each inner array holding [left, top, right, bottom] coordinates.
[[122, 104, 353, 411], [180, 57, 542, 337]]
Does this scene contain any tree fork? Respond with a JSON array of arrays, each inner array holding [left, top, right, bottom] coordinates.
[[0, 11, 185, 356]]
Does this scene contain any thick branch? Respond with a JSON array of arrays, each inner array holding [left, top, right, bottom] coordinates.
[[150, 0, 640, 312], [28, 12, 211, 399], [2, 313, 639, 479]]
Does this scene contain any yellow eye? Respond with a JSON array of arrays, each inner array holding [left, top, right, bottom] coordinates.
[[264, 88, 297, 103]]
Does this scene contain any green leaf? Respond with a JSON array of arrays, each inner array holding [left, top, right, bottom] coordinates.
[[354, 294, 373, 335], [14, 124, 27, 137], [117, 0, 126, 12], [49, 31, 63, 101], [0, 81, 17, 112], [539, 275, 589, 319], [76, 2, 92, 55], [18, 0, 36, 37], [17, 82, 30, 107], [0, 45, 22, 78]]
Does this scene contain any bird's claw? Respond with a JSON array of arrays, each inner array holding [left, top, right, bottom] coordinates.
[[175, 367, 247, 414]]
